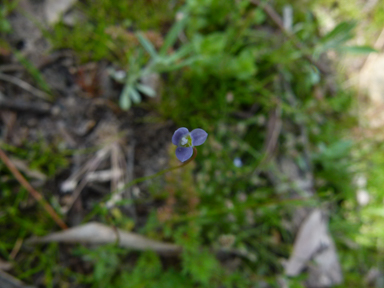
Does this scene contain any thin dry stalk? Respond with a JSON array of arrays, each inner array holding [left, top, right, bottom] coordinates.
[[9, 238, 23, 260], [110, 143, 120, 193], [61, 146, 111, 193], [61, 146, 111, 214], [250, 0, 330, 74], [0, 147, 68, 230], [106, 142, 128, 208], [264, 104, 282, 161], [0, 72, 50, 100]]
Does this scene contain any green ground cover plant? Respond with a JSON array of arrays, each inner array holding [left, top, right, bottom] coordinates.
[[1, 0, 384, 287]]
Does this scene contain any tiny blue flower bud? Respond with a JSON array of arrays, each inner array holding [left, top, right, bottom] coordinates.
[[233, 157, 243, 168]]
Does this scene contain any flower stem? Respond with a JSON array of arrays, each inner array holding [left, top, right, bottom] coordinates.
[[114, 147, 197, 194]]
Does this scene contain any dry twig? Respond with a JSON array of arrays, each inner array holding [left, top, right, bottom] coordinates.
[[27, 222, 182, 256], [61, 145, 112, 214], [0, 73, 50, 100], [9, 238, 23, 260], [0, 97, 52, 115], [0, 270, 35, 288], [264, 104, 282, 161], [0, 147, 67, 230]]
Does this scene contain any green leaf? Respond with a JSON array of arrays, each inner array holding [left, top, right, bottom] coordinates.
[[137, 32, 158, 59], [166, 43, 193, 63], [119, 84, 132, 110], [136, 83, 156, 97], [338, 45, 378, 54], [159, 16, 188, 56], [253, 8, 266, 25], [159, 56, 200, 72], [229, 49, 257, 80], [320, 21, 356, 44], [182, 249, 220, 285], [314, 21, 357, 58], [129, 86, 142, 103], [197, 32, 226, 55], [0, 19, 11, 33]]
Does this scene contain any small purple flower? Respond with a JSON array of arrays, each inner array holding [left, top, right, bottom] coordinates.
[[172, 127, 208, 162]]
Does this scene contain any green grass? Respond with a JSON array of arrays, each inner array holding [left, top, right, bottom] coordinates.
[[48, 0, 179, 64]]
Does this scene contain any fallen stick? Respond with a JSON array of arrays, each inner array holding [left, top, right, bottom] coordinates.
[[0, 147, 68, 230], [0, 73, 50, 100], [27, 222, 182, 256]]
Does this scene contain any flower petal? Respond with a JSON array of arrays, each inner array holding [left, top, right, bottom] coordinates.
[[172, 127, 189, 146], [190, 128, 208, 146], [175, 147, 193, 162]]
